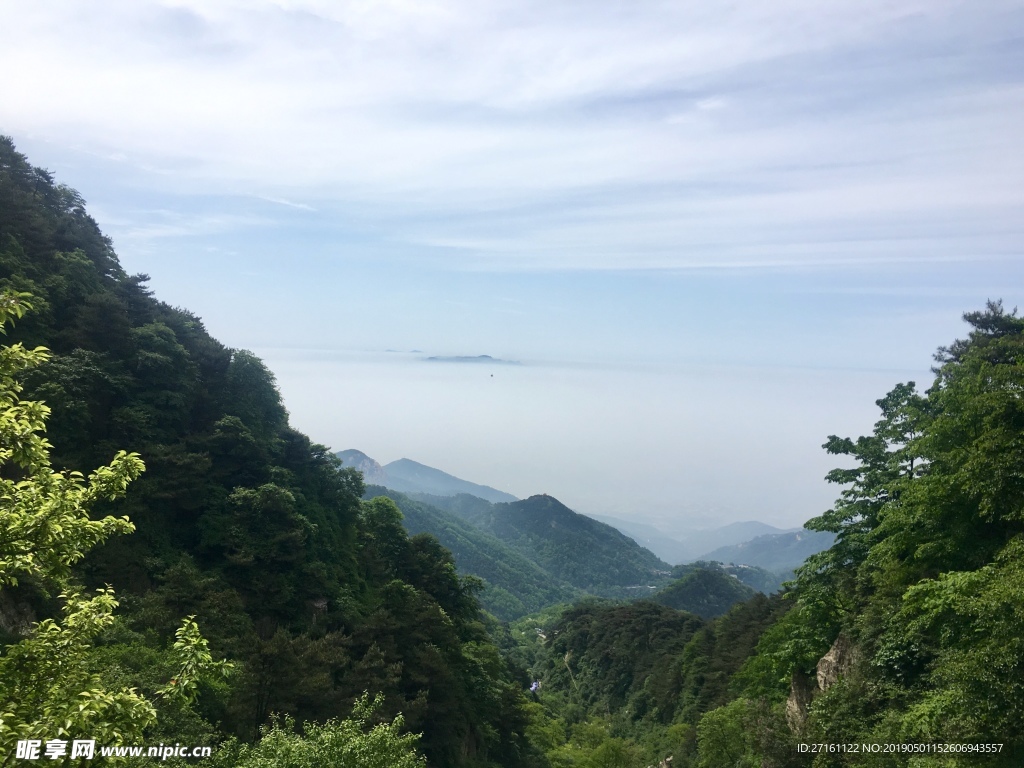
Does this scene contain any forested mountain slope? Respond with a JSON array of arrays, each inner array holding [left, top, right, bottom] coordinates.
[[364, 486, 580, 619], [502, 593, 791, 766], [0, 136, 539, 767], [417, 492, 673, 594], [651, 564, 758, 619]]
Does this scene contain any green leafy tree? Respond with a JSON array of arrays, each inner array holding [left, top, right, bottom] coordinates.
[[0, 292, 227, 762], [696, 698, 794, 768], [798, 380, 932, 617], [892, 538, 1024, 743], [209, 693, 425, 768], [157, 617, 234, 705], [0, 587, 158, 760]]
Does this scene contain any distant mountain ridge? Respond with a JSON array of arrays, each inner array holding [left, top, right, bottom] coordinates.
[[337, 450, 518, 503], [584, 513, 694, 564], [425, 354, 521, 365], [336, 449, 387, 484], [698, 529, 835, 571], [683, 521, 796, 559], [586, 514, 795, 565]]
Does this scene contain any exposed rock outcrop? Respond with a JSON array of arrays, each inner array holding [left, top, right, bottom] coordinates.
[[817, 632, 857, 691], [785, 634, 859, 730], [785, 669, 816, 730], [336, 449, 387, 484]]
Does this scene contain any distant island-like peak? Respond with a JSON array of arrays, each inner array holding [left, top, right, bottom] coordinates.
[[424, 354, 521, 365]]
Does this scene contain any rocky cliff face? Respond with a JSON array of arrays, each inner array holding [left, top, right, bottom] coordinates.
[[785, 633, 859, 729], [817, 633, 857, 690], [785, 670, 817, 730]]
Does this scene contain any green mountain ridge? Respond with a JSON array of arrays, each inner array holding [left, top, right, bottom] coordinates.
[[652, 564, 759, 619], [380, 486, 779, 620], [363, 485, 580, 619], [370, 488, 767, 620], [411, 491, 673, 595]]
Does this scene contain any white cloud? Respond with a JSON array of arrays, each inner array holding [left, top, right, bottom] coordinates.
[[1, 0, 1021, 270]]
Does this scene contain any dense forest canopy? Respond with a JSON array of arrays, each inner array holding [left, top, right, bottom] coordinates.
[[2, 133, 1022, 768], [364, 487, 582, 620]]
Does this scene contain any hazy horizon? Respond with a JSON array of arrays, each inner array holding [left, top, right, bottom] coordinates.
[[258, 345, 929, 529]]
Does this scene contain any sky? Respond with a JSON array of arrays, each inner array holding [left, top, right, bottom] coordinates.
[[1, 0, 1022, 529]]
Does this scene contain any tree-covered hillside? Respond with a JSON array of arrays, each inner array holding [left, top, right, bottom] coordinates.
[[365, 486, 580, 619], [652, 564, 758, 619], [0, 136, 540, 767], [503, 593, 791, 767], [417, 492, 673, 595]]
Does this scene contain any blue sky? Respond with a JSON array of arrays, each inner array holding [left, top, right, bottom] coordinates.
[[2, 0, 1022, 528]]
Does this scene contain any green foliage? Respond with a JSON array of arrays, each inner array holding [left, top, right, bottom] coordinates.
[[0, 295, 139, 589], [884, 536, 1024, 744], [735, 598, 840, 700], [540, 601, 704, 717], [0, 290, 227, 761], [652, 564, 758, 619], [158, 617, 234, 705], [666, 593, 791, 724], [502, 583, 791, 766], [233, 484, 308, 558], [0, 587, 158, 755], [223, 350, 288, 443], [533, 714, 645, 768], [209, 694, 425, 768], [725, 301, 1024, 763], [695, 698, 794, 768], [0, 291, 151, 756], [367, 487, 580, 619], [425, 492, 672, 594]]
